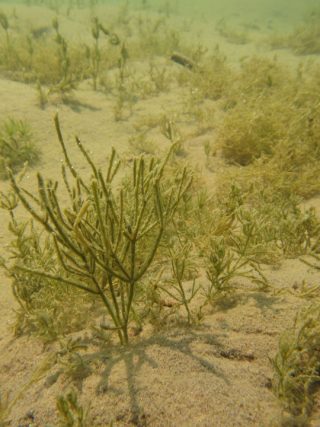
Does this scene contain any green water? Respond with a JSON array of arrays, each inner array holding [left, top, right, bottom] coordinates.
[[100, 0, 319, 24], [1, 0, 319, 22]]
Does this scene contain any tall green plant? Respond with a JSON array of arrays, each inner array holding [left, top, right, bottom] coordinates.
[[0, 11, 9, 46], [50, 17, 77, 97], [8, 114, 192, 344]]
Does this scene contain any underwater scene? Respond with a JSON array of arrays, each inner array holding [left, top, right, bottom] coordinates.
[[0, 0, 320, 425]]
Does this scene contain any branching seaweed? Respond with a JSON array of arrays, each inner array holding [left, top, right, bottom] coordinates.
[[56, 389, 91, 427], [7, 114, 192, 344]]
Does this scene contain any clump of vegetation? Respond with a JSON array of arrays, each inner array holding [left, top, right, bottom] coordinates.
[[271, 304, 320, 423], [239, 101, 320, 198], [214, 179, 320, 262], [216, 100, 287, 165], [48, 16, 78, 99], [204, 233, 268, 303], [270, 9, 320, 55], [0, 215, 93, 341], [87, 16, 120, 91], [0, 4, 188, 110], [128, 131, 157, 155], [0, 11, 10, 46], [0, 390, 10, 427], [0, 12, 121, 104], [132, 15, 181, 58], [5, 114, 192, 345], [56, 389, 91, 427], [209, 56, 320, 199], [212, 57, 299, 165], [237, 56, 293, 97], [185, 47, 232, 102], [160, 241, 201, 325], [0, 118, 40, 178]]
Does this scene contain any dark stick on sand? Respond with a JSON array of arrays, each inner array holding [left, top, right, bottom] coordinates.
[[170, 52, 195, 70]]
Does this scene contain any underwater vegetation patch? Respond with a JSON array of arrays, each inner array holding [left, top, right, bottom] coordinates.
[[270, 9, 320, 55], [0, 118, 40, 179], [3, 114, 192, 345], [216, 99, 287, 166], [271, 304, 320, 424]]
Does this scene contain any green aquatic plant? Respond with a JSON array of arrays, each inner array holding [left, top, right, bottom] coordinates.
[[86, 17, 120, 91], [215, 173, 320, 262], [56, 389, 91, 427], [0, 204, 92, 341], [0, 391, 10, 427], [237, 56, 292, 96], [271, 304, 320, 423], [186, 47, 232, 101], [36, 80, 49, 109], [160, 242, 200, 325], [216, 98, 289, 166], [0, 14, 88, 95], [204, 231, 268, 303], [128, 131, 157, 155], [0, 11, 9, 46], [289, 280, 320, 300], [54, 336, 91, 384], [160, 115, 187, 157], [0, 118, 40, 179], [90, 17, 101, 91], [148, 60, 171, 93], [205, 237, 236, 299], [270, 9, 320, 55], [0, 10, 21, 74], [213, 59, 320, 198], [79, 16, 121, 90], [7, 114, 192, 345], [133, 15, 181, 58], [49, 17, 78, 99], [25, 34, 34, 70], [113, 43, 132, 121], [0, 3, 183, 98]]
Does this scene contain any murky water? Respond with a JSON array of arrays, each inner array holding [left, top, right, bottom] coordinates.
[[1, 0, 319, 21]]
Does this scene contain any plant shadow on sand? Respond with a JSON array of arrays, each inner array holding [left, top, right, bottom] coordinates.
[[241, 291, 282, 313], [82, 330, 229, 425], [60, 98, 101, 113], [208, 289, 282, 315]]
